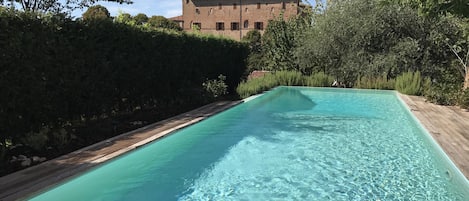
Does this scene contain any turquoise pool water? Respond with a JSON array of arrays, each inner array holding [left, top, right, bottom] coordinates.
[[31, 87, 469, 200]]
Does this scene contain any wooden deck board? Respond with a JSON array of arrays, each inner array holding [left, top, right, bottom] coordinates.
[[399, 94, 469, 179]]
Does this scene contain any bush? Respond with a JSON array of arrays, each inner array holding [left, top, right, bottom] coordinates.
[[236, 71, 336, 98], [458, 89, 469, 109], [304, 72, 335, 87], [20, 128, 49, 152], [274, 71, 304, 86], [203, 75, 228, 99], [425, 83, 462, 105], [395, 71, 424, 95], [355, 75, 395, 90]]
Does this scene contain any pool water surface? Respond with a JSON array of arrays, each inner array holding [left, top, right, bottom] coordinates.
[[31, 87, 469, 200]]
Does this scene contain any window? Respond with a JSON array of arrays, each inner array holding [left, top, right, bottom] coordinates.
[[282, 2, 286, 9], [254, 22, 263, 30], [186, 0, 189, 4], [195, 8, 200, 14], [218, 3, 222, 9], [233, 3, 237, 9], [192, 22, 201, 30], [209, 8, 213, 15], [216, 22, 225, 31], [231, 22, 240, 30], [243, 20, 249, 29], [257, 3, 261, 9]]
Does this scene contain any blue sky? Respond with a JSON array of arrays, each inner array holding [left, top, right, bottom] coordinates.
[[71, 0, 182, 18]]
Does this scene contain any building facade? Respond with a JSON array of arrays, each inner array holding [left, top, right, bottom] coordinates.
[[180, 0, 300, 40]]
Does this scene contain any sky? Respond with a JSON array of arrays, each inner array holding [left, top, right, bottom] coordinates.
[[70, 0, 182, 18]]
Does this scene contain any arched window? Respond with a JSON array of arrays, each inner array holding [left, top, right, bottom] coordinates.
[[244, 20, 249, 29]]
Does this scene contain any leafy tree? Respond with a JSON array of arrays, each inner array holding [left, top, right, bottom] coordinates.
[[242, 30, 264, 71], [261, 12, 312, 72], [114, 11, 134, 24], [146, 15, 182, 31], [295, 0, 464, 85], [82, 4, 110, 21], [0, 0, 132, 13], [384, 0, 469, 18], [133, 13, 148, 25]]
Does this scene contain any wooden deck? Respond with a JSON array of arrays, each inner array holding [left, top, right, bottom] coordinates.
[[399, 94, 469, 179]]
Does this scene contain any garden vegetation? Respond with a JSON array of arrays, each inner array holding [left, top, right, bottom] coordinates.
[[241, 0, 469, 105]]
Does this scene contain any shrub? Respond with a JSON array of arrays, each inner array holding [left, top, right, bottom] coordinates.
[[305, 72, 335, 87], [203, 75, 228, 99], [395, 71, 424, 95], [274, 71, 304, 86], [236, 71, 336, 98], [425, 83, 462, 105], [355, 75, 395, 90], [458, 89, 469, 109], [20, 128, 49, 152]]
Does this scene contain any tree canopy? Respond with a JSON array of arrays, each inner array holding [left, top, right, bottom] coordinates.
[[133, 13, 148, 25], [147, 15, 182, 31], [384, 0, 469, 18], [0, 0, 132, 14], [82, 4, 110, 21]]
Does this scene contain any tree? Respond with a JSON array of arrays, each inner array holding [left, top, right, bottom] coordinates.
[[295, 0, 464, 84], [385, 0, 469, 18], [146, 15, 182, 31], [0, 0, 132, 14], [242, 30, 264, 71], [82, 4, 110, 21], [133, 13, 148, 25], [114, 11, 133, 24]]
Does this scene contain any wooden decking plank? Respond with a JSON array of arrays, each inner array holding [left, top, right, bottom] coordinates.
[[400, 94, 469, 179]]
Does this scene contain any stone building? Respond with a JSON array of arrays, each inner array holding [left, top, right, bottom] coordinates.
[[177, 0, 301, 40]]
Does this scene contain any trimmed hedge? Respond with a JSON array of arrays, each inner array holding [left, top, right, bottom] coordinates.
[[0, 10, 248, 150]]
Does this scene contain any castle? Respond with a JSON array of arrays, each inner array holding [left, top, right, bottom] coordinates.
[[172, 0, 301, 40]]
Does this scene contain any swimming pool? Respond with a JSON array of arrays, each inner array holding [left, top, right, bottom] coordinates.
[[31, 87, 469, 200]]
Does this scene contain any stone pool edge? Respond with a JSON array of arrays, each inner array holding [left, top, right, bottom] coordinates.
[[0, 101, 242, 201]]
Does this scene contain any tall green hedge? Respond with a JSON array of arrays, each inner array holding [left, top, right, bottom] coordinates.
[[0, 10, 248, 147]]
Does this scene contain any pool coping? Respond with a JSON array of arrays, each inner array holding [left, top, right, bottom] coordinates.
[[0, 101, 242, 201]]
